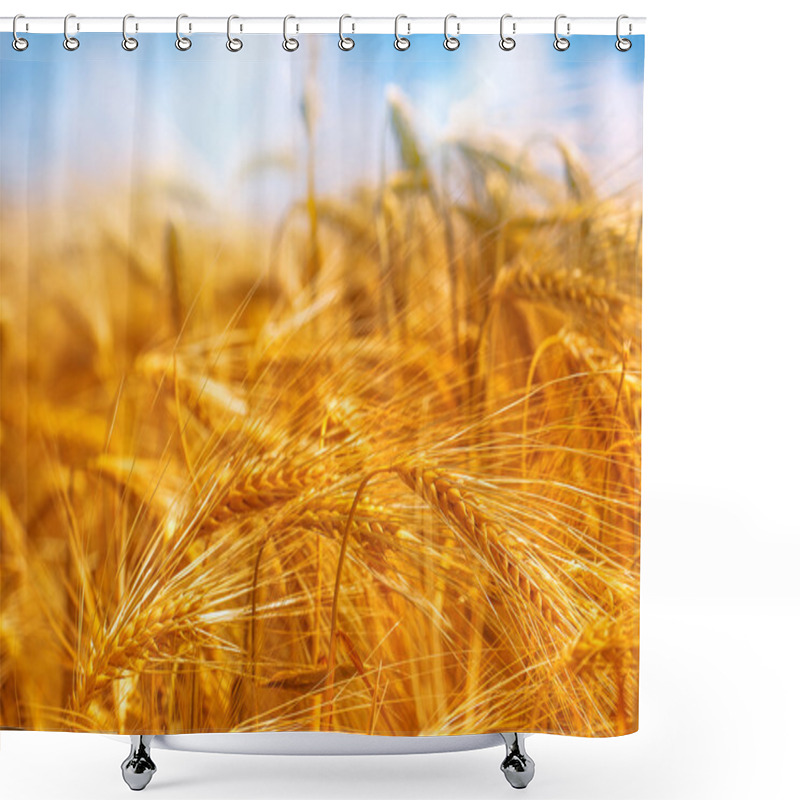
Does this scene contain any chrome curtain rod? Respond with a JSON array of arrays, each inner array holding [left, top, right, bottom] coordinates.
[[0, 16, 645, 36]]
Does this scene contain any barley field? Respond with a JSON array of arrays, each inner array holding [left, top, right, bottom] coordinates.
[[0, 44, 641, 738]]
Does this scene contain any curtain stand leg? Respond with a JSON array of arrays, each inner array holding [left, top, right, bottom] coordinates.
[[500, 733, 535, 789], [121, 734, 156, 791]]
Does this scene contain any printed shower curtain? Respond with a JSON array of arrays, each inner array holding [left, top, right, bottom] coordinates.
[[0, 29, 643, 738]]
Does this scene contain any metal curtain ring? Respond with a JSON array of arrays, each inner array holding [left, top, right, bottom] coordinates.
[[394, 15, 410, 51], [63, 13, 79, 51], [283, 15, 299, 51], [12, 14, 28, 51], [443, 14, 460, 51], [339, 14, 354, 50], [499, 14, 515, 51], [122, 14, 138, 51], [554, 14, 570, 51], [176, 14, 192, 50], [616, 14, 632, 51], [227, 15, 243, 51]]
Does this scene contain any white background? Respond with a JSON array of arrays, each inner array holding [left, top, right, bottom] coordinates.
[[2, 1, 799, 798]]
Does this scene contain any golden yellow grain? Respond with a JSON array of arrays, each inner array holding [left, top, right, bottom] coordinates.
[[197, 459, 329, 534], [392, 465, 566, 628], [72, 593, 200, 712], [0, 98, 641, 736]]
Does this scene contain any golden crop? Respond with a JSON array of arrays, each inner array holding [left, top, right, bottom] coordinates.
[[0, 87, 641, 738]]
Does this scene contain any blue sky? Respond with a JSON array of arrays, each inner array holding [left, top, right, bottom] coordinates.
[[0, 33, 644, 217]]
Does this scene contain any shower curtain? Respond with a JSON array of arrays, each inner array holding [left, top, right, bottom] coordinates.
[[0, 29, 644, 738]]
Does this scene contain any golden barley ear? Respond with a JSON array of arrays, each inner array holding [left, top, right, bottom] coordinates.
[[164, 221, 186, 336]]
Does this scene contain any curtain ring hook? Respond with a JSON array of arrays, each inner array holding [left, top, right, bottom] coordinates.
[[63, 13, 80, 51], [499, 14, 516, 51], [175, 14, 192, 50], [616, 14, 632, 51], [283, 15, 299, 51], [443, 14, 460, 51], [394, 15, 410, 51], [122, 14, 138, 51], [554, 14, 570, 51], [338, 14, 355, 50], [227, 15, 243, 51], [12, 14, 29, 51]]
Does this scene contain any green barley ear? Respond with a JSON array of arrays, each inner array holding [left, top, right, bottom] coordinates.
[[386, 87, 429, 189], [301, 78, 322, 293], [556, 140, 595, 204]]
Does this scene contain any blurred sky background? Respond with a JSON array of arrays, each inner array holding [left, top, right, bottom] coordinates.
[[0, 33, 644, 220]]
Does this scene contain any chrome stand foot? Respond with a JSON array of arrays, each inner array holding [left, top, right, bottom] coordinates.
[[500, 733, 535, 789], [121, 735, 156, 791]]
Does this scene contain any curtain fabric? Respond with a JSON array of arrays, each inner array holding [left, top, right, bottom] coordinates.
[[0, 32, 644, 737]]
